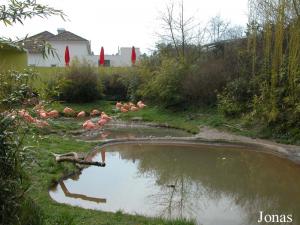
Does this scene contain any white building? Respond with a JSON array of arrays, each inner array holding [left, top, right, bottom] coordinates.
[[19, 29, 141, 67]]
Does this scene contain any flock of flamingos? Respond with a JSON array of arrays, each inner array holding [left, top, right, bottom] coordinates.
[[17, 101, 147, 130]]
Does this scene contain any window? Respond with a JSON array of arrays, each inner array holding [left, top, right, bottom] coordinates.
[[104, 60, 110, 67]]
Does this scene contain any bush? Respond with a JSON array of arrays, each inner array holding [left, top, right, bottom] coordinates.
[[0, 69, 38, 110], [59, 61, 102, 103], [182, 59, 228, 105], [0, 114, 43, 225], [138, 58, 185, 107], [100, 72, 129, 101], [99, 67, 142, 101], [217, 77, 254, 117]]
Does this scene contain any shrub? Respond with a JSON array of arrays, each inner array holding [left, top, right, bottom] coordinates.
[[217, 77, 254, 117], [59, 61, 103, 103], [42, 73, 68, 101], [98, 67, 142, 101], [0, 69, 38, 110], [100, 72, 128, 101], [138, 58, 185, 107], [182, 59, 228, 105], [0, 114, 43, 225]]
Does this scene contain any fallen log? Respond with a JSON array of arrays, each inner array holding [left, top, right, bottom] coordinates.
[[51, 152, 105, 167]]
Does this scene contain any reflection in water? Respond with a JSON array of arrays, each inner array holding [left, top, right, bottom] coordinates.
[[59, 181, 106, 203], [50, 144, 300, 225], [77, 123, 192, 140]]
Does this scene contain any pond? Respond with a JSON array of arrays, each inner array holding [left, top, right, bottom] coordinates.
[[49, 143, 300, 225], [76, 121, 192, 140]]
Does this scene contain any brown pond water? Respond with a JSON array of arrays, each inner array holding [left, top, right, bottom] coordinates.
[[49, 143, 300, 225], [76, 122, 192, 140]]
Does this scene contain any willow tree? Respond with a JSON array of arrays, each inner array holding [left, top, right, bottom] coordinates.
[[288, 2, 300, 104], [248, 0, 300, 123]]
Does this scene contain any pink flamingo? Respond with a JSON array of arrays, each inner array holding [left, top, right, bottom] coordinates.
[[98, 118, 108, 127], [77, 111, 86, 118], [137, 101, 146, 109], [90, 109, 100, 116], [129, 102, 135, 107], [63, 107, 75, 115], [130, 106, 139, 111], [39, 111, 48, 119], [83, 120, 96, 130], [48, 110, 59, 118], [120, 107, 128, 113], [123, 103, 130, 110], [116, 102, 122, 109], [101, 112, 112, 121]]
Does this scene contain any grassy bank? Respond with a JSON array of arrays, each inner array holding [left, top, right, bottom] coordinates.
[[45, 100, 298, 144]]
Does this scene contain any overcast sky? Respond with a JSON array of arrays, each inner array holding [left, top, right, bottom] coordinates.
[[1, 0, 249, 54]]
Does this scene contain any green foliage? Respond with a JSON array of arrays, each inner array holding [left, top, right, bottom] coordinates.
[[98, 67, 142, 101], [0, 69, 38, 110], [19, 198, 44, 225], [137, 39, 249, 108], [100, 72, 129, 101], [138, 58, 185, 107], [0, 0, 66, 26], [0, 114, 43, 225], [217, 0, 300, 141], [42, 73, 68, 101], [59, 61, 103, 103], [182, 59, 228, 105]]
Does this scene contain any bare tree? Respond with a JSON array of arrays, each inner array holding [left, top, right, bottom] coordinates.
[[160, 2, 180, 58], [225, 25, 245, 39], [207, 15, 231, 42], [159, 0, 196, 61]]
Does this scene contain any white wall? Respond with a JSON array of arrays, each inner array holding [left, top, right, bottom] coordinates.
[[28, 43, 141, 67], [87, 47, 141, 67], [28, 41, 90, 67]]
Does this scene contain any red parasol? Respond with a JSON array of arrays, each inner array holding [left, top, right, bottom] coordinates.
[[64, 46, 70, 67], [131, 46, 136, 65], [99, 47, 105, 66]]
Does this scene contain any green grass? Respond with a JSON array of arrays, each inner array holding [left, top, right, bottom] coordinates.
[[44, 100, 269, 138], [118, 105, 263, 138]]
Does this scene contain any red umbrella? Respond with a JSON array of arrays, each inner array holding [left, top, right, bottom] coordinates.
[[131, 46, 136, 65], [99, 47, 105, 66], [64, 46, 70, 67]]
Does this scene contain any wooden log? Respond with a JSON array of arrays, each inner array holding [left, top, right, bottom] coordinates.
[[51, 152, 105, 167]]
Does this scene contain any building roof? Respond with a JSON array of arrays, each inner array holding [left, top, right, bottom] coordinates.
[[18, 31, 55, 53], [18, 30, 88, 53], [48, 31, 88, 42]]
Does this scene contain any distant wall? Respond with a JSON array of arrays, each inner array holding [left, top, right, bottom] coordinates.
[[0, 48, 27, 71], [28, 40, 90, 67], [86, 47, 141, 67], [27, 44, 141, 67]]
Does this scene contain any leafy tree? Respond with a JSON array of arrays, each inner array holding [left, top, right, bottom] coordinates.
[[0, 0, 66, 58]]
